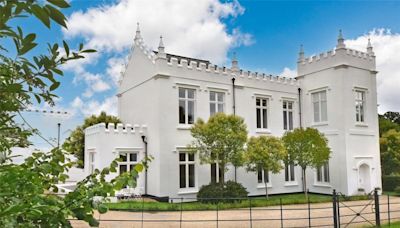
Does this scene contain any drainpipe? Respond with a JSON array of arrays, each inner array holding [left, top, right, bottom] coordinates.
[[232, 77, 237, 182], [298, 88, 302, 128], [141, 135, 148, 195]]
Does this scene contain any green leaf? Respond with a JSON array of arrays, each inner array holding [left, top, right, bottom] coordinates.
[[63, 40, 69, 56], [81, 49, 97, 53], [18, 42, 37, 55], [31, 5, 50, 28], [134, 164, 143, 172], [47, 0, 70, 8], [34, 94, 41, 103], [24, 33, 36, 43], [97, 204, 108, 214], [45, 5, 67, 28]]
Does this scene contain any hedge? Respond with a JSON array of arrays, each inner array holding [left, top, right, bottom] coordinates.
[[382, 175, 400, 191]]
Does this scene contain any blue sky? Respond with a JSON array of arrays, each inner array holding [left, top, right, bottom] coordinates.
[[12, 0, 400, 150]]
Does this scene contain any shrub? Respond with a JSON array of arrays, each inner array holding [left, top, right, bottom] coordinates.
[[395, 186, 400, 195], [197, 181, 248, 204], [382, 175, 400, 191]]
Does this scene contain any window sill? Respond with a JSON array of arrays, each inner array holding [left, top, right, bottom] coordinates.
[[178, 189, 198, 195], [257, 183, 272, 189], [313, 183, 331, 188], [284, 182, 298, 187], [177, 125, 193, 130], [311, 122, 328, 127], [255, 129, 271, 134], [355, 123, 368, 127]]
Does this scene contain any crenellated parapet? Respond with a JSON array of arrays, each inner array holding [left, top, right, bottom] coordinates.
[[85, 122, 148, 136], [165, 56, 299, 86]]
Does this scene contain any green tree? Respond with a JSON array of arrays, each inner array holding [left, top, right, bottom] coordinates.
[[282, 128, 331, 198], [380, 129, 400, 175], [383, 111, 400, 125], [0, 1, 143, 226], [244, 135, 286, 199], [63, 112, 121, 167], [379, 114, 400, 137], [190, 113, 248, 184]]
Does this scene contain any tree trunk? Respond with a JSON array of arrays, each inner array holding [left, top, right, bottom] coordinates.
[[302, 168, 308, 199], [264, 180, 269, 199], [234, 166, 237, 182]]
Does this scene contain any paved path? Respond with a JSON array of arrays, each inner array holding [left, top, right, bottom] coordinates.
[[71, 196, 400, 228]]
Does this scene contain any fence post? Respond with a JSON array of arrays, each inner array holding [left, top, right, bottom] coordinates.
[[249, 198, 253, 228], [308, 197, 311, 228], [216, 200, 219, 228], [387, 194, 391, 226], [332, 189, 338, 228], [374, 188, 381, 227], [280, 198, 283, 228], [180, 197, 183, 228], [141, 197, 144, 228]]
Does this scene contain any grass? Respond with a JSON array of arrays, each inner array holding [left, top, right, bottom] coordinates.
[[363, 221, 400, 227], [106, 193, 369, 212]]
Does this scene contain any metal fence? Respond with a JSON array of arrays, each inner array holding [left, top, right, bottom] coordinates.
[[69, 189, 400, 228]]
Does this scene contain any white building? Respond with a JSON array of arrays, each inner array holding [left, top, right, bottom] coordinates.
[[84, 26, 382, 199]]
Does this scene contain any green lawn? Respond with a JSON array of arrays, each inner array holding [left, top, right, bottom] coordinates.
[[106, 193, 369, 212], [364, 221, 400, 227]]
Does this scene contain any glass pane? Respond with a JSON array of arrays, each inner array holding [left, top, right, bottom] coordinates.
[[129, 164, 134, 171], [179, 88, 185, 98], [257, 169, 263, 183], [218, 166, 223, 183], [290, 164, 295, 181], [313, 102, 320, 122], [211, 164, 216, 183], [264, 169, 269, 183], [210, 91, 216, 101], [289, 112, 293, 130], [180, 164, 186, 188], [189, 164, 195, 187], [187, 89, 195, 99], [288, 102, 293, 110], [285, 164, 289, 181], [256, 98, 260, 106], [320, 91, 327, 100], [283, 111, 287, 130], [324, 163, 330, 182], [360, 104, 364, 122], [129, 153, 137, 162], [217, 93, 224, 102], [119, 165, 127, 174], [262, 99, 267, 107], [262, 108, 268, 129], [210, 103, 215, 116], [312, 93, 319, 102], [188, 153, 195, 161], [283, 101, 287, 109], [218, 104, 224, 113], [317, 167, 322, 182], [321, 101, 327, 121], [188, 101, 194, 124], [179, 153, 186, 162], [256, 109, 261, 128], [179, 100, 186, 124], [120, 153, 127, 162], [90, 153, 94, 162]]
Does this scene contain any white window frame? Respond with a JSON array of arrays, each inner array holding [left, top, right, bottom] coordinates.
[[283, 100, 294, 130], [285, 162, 296, 182], [355, 90, 366, 123], [89, 151, 96, 174], [257, 168, 270, 186], [316, 162, 330, 183], [209, 91, 225, 116], [312, 90, 328, 123], [179, 152, 196, 189], [118, 151, 138, 175], [178, 87, 196, 125], [256, 97, 269, 129]]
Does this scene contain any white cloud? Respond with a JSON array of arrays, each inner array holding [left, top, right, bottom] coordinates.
[[279, 67, 297, 78], [73, 72, 111, 98], [64, 0, 252, 64], [69, 95, 118, 117], [346, 29, 400, 113], [106, 57, 126, 85]]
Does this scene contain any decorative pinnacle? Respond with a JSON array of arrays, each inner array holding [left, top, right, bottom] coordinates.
[[158, 35, 165, 49], [298, 44, 305, 62], [336, 29, 346, 49], [134, 22, 142, 42], [367, 38, 374, 55], [231, 52, 239, 71], [157, 35, 166, 59]]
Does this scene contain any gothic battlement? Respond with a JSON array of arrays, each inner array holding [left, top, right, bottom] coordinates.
[[299, 48, 374, 66], [85, 122, 148, 136]]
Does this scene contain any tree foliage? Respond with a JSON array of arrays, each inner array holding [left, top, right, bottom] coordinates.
[[63, 112, 121, 167], [190, 113, 248, 184], [245, 135, 286, 198], [380, 129, 400, 175], [282, 128, 331, 197], [0, 1, 143, 227]]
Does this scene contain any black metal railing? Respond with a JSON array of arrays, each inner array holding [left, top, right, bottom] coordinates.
[[68, 189, 400, 228]]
